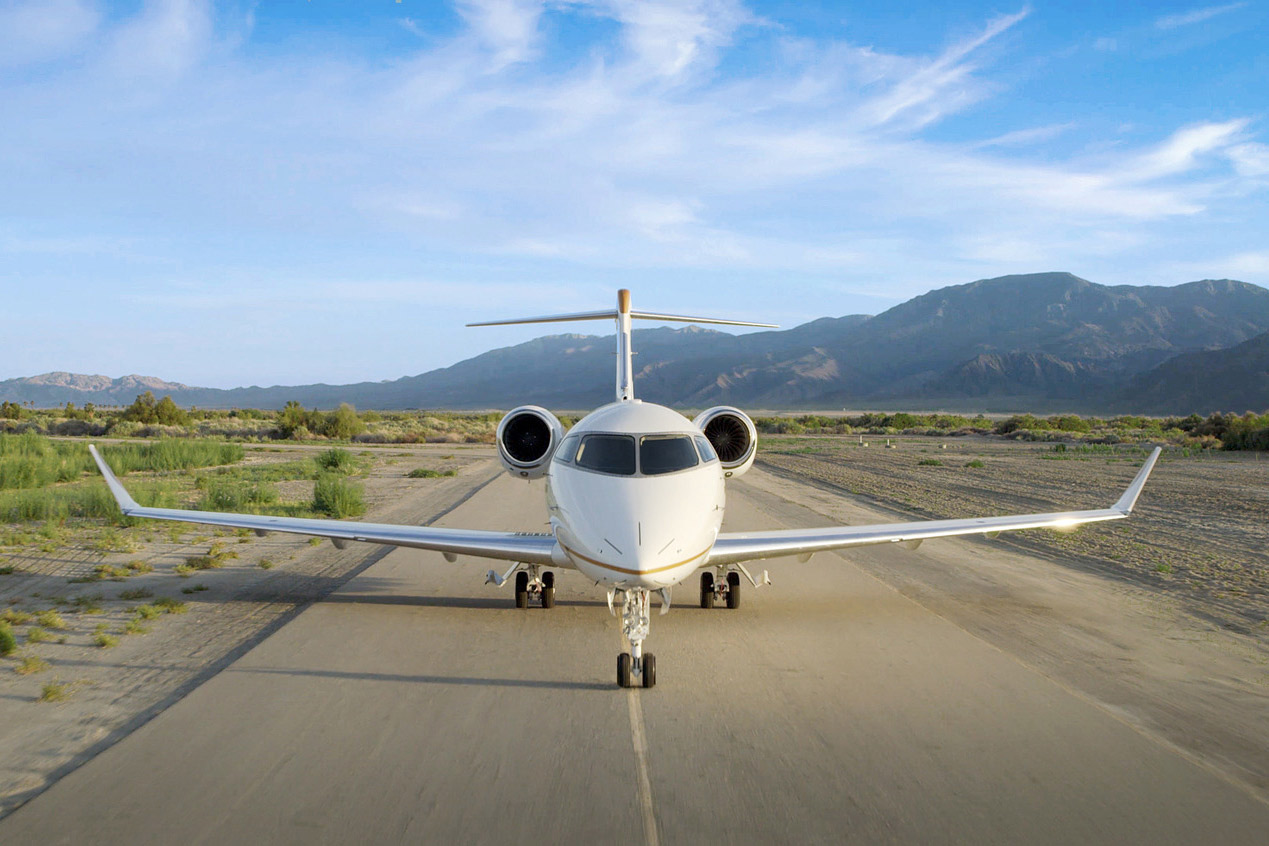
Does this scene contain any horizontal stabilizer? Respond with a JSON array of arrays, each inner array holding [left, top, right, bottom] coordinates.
[[469, 309, 776, 329]]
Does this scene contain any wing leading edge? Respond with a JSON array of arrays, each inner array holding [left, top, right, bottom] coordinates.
[[707, 447, 1161, 566], [89, 446, 558, 565]]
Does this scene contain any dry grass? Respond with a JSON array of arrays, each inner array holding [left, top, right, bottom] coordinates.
[[14, 654, 50, 675]]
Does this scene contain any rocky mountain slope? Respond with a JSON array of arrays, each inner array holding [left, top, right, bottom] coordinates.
[[5, 273, 1267, 413]]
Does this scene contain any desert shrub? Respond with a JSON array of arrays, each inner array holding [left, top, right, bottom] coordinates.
[[407, 468, 456, 478], [315, 448, 357, 474], [321, 404, 366, 440], [312, 474, 365, 518]]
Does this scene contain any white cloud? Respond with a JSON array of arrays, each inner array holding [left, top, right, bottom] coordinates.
[[0, 0, 99, 67], [585, 0, 760, 80], [854, 8, 1028, 130], [1155, 2, 1248, 30], [454, 0, 545, 69], [1121, 119, 1248, 181]]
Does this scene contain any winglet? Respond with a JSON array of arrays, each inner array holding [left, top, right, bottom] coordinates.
[[1113, 447, 1161, 514], [88, 445, 139, 514]]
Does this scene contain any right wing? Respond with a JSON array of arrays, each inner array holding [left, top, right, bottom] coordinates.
[[708, 447, 1161, 565], [90, 445, 558, 565]]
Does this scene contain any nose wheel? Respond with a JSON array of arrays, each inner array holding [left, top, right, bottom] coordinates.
[[615, 589, 656, 688], [617, 652, 656, 688]]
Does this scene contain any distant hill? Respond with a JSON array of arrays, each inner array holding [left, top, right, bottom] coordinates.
[[0, 373, 195, 407], [1122, 331, 1269, 414], [5, 273, 1268, 413]]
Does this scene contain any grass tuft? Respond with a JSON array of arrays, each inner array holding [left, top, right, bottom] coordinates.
[[407, 467, 457, 478], [15, 654, 50, 675], [39, 681, 70, 702], [35, 610, 67, 630], [93, 632, 119, 648], [118, 588, 154, 601], [0, 621, 15, 656]]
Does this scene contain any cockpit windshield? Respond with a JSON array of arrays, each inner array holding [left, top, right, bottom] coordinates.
[[574, 434, 636, 475], [640, 435, 700, 476]]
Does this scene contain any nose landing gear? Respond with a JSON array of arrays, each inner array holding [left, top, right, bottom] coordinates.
[[615, 588, 656, 688]]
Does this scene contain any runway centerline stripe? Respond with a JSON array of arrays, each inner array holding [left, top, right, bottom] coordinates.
[[626, 687, 659, 846]]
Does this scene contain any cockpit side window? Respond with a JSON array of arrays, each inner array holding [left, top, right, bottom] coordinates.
[[693, 435, 718, 463], [640, 435, 700, 475], [554, 434, 580, 464], [575, 434, 636, 475]]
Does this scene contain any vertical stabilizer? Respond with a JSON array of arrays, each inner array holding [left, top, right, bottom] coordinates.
[[616, 289, 634, 402]]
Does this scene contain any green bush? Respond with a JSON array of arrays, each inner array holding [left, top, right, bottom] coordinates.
[[0, 621, 16, 656], [312, 474, 366, 518], [315, 448, 357, 474], [321, 404, 366, 440], [406, 467, 456, 478]]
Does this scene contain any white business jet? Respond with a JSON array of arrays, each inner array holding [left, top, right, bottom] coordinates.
[[90, 290, 1161, 689]]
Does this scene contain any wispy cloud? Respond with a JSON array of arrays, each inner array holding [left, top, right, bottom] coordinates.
[[1155, 2, 1248, 30], [1, 1, 1265, 383]]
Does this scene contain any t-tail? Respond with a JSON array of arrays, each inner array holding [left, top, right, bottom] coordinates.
[[468, 290, 777, 402]]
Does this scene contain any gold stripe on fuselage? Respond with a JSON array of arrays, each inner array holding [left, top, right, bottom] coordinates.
[[560, 541, 710, 576]]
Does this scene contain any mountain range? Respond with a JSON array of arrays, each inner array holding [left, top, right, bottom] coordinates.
[[4, 273, 1268, 414]]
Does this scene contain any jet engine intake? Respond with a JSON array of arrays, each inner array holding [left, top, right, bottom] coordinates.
[[496, 406, 565, 479], [693, 406, 757, 477]]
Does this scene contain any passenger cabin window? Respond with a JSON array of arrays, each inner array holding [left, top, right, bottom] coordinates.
[[575, 434, 636, 476], [640, 435, 700, 476], [553, 434, 580, 464], [694, 435, 718, 463]]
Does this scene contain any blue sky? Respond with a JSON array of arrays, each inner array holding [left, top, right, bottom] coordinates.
[[2, 0, 1267, 388]]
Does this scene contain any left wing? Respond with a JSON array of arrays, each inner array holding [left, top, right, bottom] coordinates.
[[708, 447, 1161, 565], [89, 445, 558, 565]]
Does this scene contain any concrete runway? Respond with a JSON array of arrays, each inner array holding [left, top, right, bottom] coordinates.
[[3, 468, 1267, 844]]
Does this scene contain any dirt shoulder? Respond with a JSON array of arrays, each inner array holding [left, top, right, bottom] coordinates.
[[758, 436, 1269, 636], [0, 444, 500, 818]]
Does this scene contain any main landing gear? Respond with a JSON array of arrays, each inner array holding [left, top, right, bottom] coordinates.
[[700, 568, 742, 609], [700, 564, 770, 610], [615, 588, 656, 688], [487, 564, 555, 608]]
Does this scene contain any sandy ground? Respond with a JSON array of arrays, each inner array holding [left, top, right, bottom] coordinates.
[[0, 458, 1265, 844], [0, 444, 499, 817], [760, 436, 1269, 635]]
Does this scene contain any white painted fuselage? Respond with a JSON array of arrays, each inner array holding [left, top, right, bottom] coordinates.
[[546, 400, 725, 590]]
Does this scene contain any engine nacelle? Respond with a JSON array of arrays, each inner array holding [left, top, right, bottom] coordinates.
[[693, 406, 757, 478], [496, 406, 565, 479]]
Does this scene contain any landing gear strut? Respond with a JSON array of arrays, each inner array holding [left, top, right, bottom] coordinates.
[[615, 588, 656, 688]]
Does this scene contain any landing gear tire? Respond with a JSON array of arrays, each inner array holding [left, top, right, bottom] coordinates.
[[700, 571, 715, 609], [541, 570, 555, 609], [617, 652, 632, 688], [642, 654, 656, 688], [726, 571, 741, 609], [514, 571, 529, 609]]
